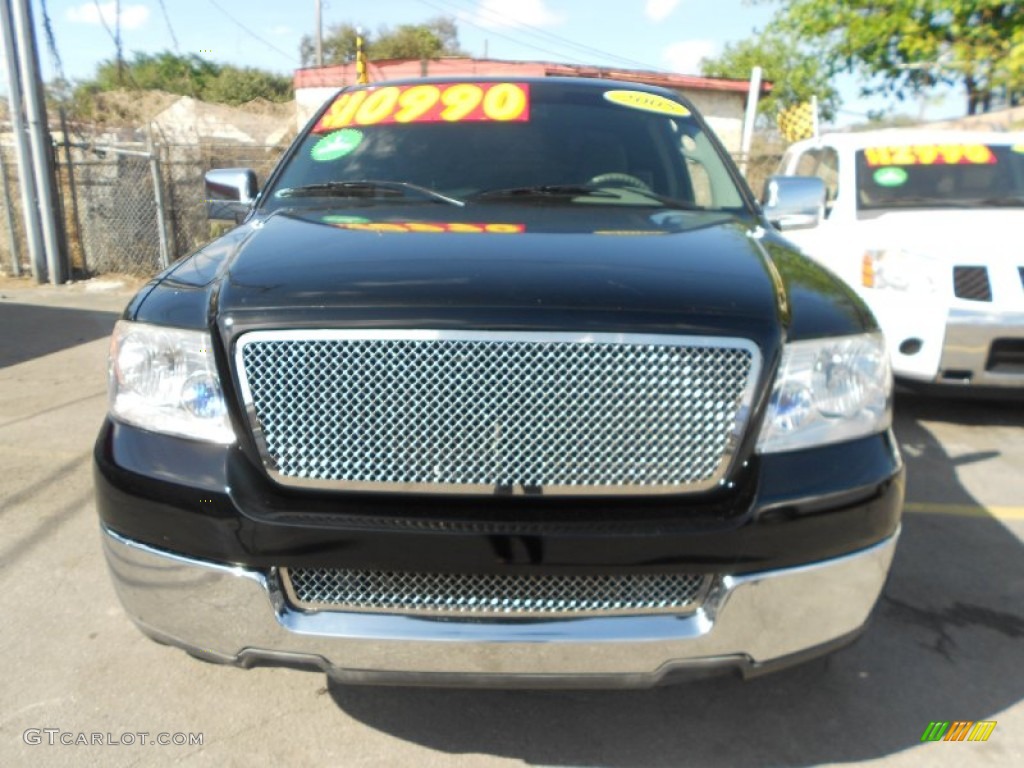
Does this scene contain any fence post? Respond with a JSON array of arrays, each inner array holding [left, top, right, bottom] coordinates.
[[148, 142, 171, 269], [59, 107, 88, 274], [0, 147, 22, 276]]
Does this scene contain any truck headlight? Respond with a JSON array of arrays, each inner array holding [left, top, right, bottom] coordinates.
[[108, 320, 235, 443], [757, 333, 891, 453], [861, 249, 936, 294]]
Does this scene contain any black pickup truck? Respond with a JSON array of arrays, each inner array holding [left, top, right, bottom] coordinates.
[[94, 77, 903, 688]]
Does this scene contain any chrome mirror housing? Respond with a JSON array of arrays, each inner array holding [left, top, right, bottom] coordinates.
[[205, 168, 258, 222], [762, 175, 826, 231]]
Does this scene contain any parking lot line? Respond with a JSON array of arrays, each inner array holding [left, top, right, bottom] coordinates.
[[904, 502, 1024, 521]]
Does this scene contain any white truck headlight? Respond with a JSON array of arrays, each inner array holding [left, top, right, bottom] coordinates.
[[108, 320, 235, 443], [757, 333, 892, 453], [861, 249, 936, 294]]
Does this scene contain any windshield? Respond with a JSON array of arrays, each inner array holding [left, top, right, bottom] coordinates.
[[262, 80, 747, 213], [856, 142, 1024, 210]]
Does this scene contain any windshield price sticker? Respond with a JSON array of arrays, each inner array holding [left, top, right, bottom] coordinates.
[[864, 144, 996, 167], [604, 90, 690, 117], [330, 221, 525, 234], [314, 83, 530, 133]]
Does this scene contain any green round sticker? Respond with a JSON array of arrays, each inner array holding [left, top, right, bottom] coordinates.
[[321, 215, 370, 225], [873, 166, 908, 187], [311, 129, 363, 162]]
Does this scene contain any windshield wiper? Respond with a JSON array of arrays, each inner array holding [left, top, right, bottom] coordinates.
[[276, 180, 465, 207], [471, 184, 704, 211], [969, 196, 1024, 207], [472, 184, 620, 200]]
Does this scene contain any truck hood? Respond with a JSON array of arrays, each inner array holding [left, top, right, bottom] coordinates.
[[214, 207, 777, 318], [132, 205, 873, 343]]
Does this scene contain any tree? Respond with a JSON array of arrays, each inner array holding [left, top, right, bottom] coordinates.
[[701, 29, 841, 123], [299, 16, 465, 67], [300, 22, 362, 67], [770, 0, 1024, 115], [202, 67, 293, 105], [70, 51, 293, 109]]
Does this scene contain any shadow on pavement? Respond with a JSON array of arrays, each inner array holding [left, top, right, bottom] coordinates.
[[327, 394, 1024, 766], [0, 301, 120, 369]]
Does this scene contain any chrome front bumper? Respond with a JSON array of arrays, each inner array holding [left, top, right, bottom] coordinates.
[[936, 308, 1024, 387], [101, 526, 899, 688]]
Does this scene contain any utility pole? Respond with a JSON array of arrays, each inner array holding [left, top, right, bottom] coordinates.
[[739, 66, 762, 179], [0, 0, 46, 282], [315, 0, 323, 67], [10, 0, 66, 284]]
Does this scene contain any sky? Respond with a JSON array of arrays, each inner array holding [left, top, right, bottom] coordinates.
[[3, 0, 963, 126]]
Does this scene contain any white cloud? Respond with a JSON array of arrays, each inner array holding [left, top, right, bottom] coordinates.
[[66, 2, 150, 32], [662, 40, 717, 75], [470, 0, 565, 29], [645, 0, 681, 22]]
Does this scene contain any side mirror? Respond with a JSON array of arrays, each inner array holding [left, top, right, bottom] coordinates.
[[205, 168, 258, 223], [761, 175, 826, 231]]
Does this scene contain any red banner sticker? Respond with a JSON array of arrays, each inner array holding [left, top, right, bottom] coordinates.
[[314, 83, 531, 133], [864, 144, 997, 167], [330, 221, 526, 234]]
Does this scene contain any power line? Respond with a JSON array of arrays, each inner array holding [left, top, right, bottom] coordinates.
[[38, 0, 66, 81], [414, 0, 593, 66], [156, 0, 180, 52], [205, 0, 299, 64], [91, 0, 117, 49], [422, 0, 667, 72]]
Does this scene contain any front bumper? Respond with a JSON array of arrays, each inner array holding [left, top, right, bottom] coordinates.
[[934, 307, 1024, 387], [102, 525, 899, 689], [869, 293, 1024, 388]]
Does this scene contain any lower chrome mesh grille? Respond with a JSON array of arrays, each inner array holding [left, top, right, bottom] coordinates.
[[236, 330, 758, 495], [282, 568, 709, 616], [953, 266, 992, 301]]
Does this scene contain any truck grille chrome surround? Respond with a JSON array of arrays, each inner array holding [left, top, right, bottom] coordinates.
[[282, 567, 710, 617], [235, 330, 760, 496]]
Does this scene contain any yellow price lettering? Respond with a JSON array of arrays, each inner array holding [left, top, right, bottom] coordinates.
[[482, 83, 527, 121], [913, 145, 939, 164], [447, 223, 484, 233], [322, 91, 367, 130], [484, 224, 522, 233], [355, 87, 401, 125], [890, 146, 915, 165], [939, 145, 965, 164], [441, 84, 484, 122], [864, 148, 891, 166], [395, 85, 441, 123], [964, 144, 994, 164], [405, 222, 446, 232]]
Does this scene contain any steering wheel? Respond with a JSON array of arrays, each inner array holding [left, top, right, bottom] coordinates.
[[587, 172, 652, 192]]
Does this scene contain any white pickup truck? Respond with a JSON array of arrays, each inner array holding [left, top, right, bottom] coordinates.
[[767, 129, 1024, 390]]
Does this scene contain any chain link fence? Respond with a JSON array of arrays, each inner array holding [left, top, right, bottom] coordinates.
[[1, 134, 783, 281], [1, 138, 286, 279], [0, 145, 28, 277]]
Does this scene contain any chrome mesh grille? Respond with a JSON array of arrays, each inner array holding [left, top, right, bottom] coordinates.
[[237, 331, 757, 494], [953, 266, 992, 301], [283, 568, 708, 616]]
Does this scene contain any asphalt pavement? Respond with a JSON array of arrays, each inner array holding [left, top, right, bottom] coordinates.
[[0, 279, 1020, 767]]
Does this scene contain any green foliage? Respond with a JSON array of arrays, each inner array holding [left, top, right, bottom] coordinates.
[[701, 29, 841, 123], [300, 16, 465, 66], [202, 67, 293, 105], [769, 0, 1024, 115], [71, 51, 293, 109]]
